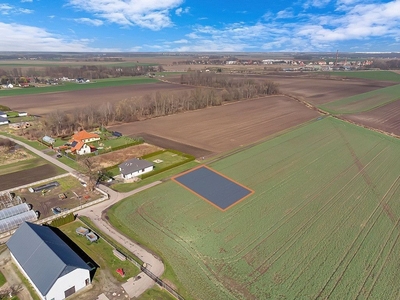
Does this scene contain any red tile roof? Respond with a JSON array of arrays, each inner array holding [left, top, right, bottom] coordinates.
[[71, 130, 99, 142]]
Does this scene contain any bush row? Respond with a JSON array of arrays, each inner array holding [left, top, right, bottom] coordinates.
[[47, 212, 75, 227]]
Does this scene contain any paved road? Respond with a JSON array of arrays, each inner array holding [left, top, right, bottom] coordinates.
[[0, 135, 165, 297]]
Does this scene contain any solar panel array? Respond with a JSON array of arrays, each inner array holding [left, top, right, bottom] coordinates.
[[0, 203, 29, 221], [0, 210, 37, 234]]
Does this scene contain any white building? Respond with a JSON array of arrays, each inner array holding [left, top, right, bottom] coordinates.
[[7, 222, 92, 300], [119, 158, 154, 179]]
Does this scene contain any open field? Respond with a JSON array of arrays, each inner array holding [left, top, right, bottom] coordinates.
[[321, 70, 400, 82], [109, 117, 400, 300], [0, 77, 158, 97], [109, 96, 320, 157], [89, 143, 162, 169], [0, 81, 194, 115], [0, 164, 63, 191], [319, 84, 400, 114], [344, 99, 400, 136]]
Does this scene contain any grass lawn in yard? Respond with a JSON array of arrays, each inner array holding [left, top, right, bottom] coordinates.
[[60, 220, 140, 283], [137, 287, 176, 300], [145, 150, 189, 171]]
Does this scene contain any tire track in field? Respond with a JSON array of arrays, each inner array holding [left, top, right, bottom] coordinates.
[[239, 141, 384, 267], [352, 178, 400, 299], [334, 124, 398, 225], [247, 145, 388, 280], [312, 175, 400, 299], [364, 220, 400, 299], [322, 176, 400, 300]]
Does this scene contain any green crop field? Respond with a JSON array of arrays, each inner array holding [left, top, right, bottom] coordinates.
[[322, 70, 400, 82], [319, 84, 400, 114], [109, 117, 400, 300], [0, 77, 158, 97]]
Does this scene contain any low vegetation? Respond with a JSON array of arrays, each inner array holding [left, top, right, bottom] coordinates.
[[323, 70, 400, 82], [108, 117, 400, 299]]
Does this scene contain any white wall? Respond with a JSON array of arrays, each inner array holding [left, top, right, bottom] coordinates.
[[82, 137, 99, 143], [123, 165, 154, 179], [45, 268, 90, 300], [77, 144, 91, 155]]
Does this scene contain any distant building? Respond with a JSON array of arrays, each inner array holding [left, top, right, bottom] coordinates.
[[7, 222, 92, 300], [119, 158, 154, 179]]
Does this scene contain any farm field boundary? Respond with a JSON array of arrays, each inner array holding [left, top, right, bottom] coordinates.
[[319, 84, 400, 114], [108, 117, 400, 300], [321, 70, 400, 82]]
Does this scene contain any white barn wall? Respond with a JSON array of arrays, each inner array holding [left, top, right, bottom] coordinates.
[[46, 268, 90, 300]]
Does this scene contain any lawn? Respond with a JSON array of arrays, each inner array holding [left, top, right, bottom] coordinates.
[[0, 77, 158, 97], [322, 70, 400, 82], [108, 117, 400, 300], [0, 270, 6, 287], [319, 83, 400, 114], [60, 219, 140, 283], [0, 157, 46, 176], [144, 150, 190, 171], [0, 132, 48, 151]]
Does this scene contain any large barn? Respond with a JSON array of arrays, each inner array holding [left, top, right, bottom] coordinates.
[[7, 222, 92, 300]]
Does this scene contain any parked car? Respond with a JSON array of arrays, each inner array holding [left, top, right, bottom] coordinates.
[[112, 131, 122, 137]]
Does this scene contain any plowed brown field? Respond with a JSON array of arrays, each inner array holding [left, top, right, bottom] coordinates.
[[109, 96, 320, 157], [0, 82, 194, 115], [344, 100, 400, 136]]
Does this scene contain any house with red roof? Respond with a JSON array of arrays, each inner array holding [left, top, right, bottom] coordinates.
[[69, 130, 100, 155]]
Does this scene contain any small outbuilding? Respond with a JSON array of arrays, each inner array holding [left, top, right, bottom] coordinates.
[[0, 111, 7, 118], [0, 117, 9, 125], [43, 135, 55, 144], [119, 158, 154, 179], [7, 222, 92, 300]]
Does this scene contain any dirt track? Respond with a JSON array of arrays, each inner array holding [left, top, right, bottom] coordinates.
[[109, 96, 320, 157], [0, 82, 194, 115]]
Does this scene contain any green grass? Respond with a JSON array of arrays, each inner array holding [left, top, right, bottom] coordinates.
[[31, 175, 79, 193], [144, 150, 189, 171], [319, 83, 400, 114], [137, 286, 176, 300], [108, 117, 400, 300], [111, 160, 199, 193], [0, 270, 6, 287], [0, 132, 48, 151], [0, 157, 47, 176], [60, 219, 140, 283], [322, 70, 400, 82], [94, 136, 139, 150], [0, 77, 158, 97]]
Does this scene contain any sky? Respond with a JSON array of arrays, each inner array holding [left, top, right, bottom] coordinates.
[[0, 0, 399, 52]]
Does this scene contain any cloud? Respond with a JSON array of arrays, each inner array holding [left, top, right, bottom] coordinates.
[[0, 4, 33, 15], [303, 0, 332, 9], [74, 18, 104, 26], [0, 22, 119, 52], [20, 0, 33, 2], [175, 7, 189, 16], [276, 8, 294, 19], [67, 0, 183, 30]]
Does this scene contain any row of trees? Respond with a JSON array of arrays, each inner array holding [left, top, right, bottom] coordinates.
[[38, 80, 277, 137], [370, 60, 400, 70], [180, 72, 280, 96], [0, 64, 163, 83]]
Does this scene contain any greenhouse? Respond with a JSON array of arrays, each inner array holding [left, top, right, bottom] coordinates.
[[0, 210, 37, 234]]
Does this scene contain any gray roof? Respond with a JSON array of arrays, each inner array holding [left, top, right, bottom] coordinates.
[[7, 222, 91, 296], [0, 116, 8, 122], [119, 158, 153, 176]]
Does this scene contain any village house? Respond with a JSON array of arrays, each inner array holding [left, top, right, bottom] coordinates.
[[68, 130, 100, 155], [119, 158, 154, 179]]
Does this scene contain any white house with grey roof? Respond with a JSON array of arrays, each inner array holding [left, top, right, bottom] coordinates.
[[119, 158, 154, 179], [6, 222, 91, 300]]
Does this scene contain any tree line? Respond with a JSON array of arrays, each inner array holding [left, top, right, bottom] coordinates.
[[370, 60, 400, 70]]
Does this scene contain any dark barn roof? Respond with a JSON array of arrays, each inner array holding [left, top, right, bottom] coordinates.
[[119, 158, 153, 176], [7, 222, 90, 296]]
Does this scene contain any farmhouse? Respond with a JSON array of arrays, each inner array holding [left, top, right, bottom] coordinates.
[[7, 222, 91, 300], [70, 141, 94, 155], [0, 117, 9, 126], [119, 158, 154, 179], [70, 130, 100, 144]]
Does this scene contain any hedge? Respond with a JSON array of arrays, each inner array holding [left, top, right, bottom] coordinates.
[[47, 212, 75, 227]]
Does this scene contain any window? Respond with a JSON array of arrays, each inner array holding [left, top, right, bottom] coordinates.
[[85, 278, 90, 286]]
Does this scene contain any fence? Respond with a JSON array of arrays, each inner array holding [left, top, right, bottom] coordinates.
[[78, 217, 184, 300]]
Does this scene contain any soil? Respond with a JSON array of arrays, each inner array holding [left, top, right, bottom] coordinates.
[[343, 100, 400, 136], [0, 82, 194, 116], [0, 148, 33, 165], [109, 96, 320, 157], [89, 143, 162, 168], [0, 164, 60, 191]]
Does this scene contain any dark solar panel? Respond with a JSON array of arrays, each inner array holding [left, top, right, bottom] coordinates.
[[174, 166, 253, 210]]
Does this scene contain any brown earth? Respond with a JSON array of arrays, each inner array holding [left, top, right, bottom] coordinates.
[[109, 96, 320, 157], [89, 143, 162, 168], [343, 100, 400, 136], [0, 82, 194, 116], [0, 164, 60, 191]]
